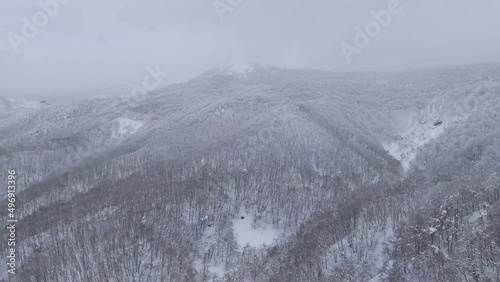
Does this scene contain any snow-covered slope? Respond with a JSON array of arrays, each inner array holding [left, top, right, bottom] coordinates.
[[384, 107, 463, 172], [1, 63, 499, 282], [0, 96, 47, 120], [112, 118, 144, 138], [383, 72, 499, 172]]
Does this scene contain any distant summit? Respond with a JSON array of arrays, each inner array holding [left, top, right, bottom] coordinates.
[[215, 63, 256, 77], [0, 96, 49, 119], [199, 63, 282, 80]]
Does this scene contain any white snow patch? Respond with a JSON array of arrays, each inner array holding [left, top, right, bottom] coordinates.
[[194, 224, 228, 281], [0, 97, 45, 120], [228, 64, 254, 75], [194, 259, 226, 281], [215, 63, 255, 79], [232, 210, 279, 248], [4, 97, 44, 110], [384, 107, 464, 172], [112, 118, 143, 138], [384, 123, 444, 171], [368, 260, 393, 282], [326, 219, 395, 278], [467, 209, 487, 223]]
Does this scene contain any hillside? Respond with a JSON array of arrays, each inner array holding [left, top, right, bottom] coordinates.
[[0, 63, 499, 282]]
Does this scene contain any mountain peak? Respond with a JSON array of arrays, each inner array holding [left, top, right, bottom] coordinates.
[[193, 63, 284, 83], [215, 63, 256, 77], [0, 96, 49, 119]]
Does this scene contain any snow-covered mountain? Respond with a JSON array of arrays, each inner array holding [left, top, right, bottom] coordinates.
[[0, 96, 48, 120], [1, 64, 499, 282]]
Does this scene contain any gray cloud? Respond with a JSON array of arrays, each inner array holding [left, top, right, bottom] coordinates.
[[1, 0, 499, 101]]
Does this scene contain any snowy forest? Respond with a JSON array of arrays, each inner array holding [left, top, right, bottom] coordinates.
[[1, 63, 500, 281]]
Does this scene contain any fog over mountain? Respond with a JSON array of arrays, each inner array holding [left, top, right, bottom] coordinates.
[[1, 1, 500, 282], [1, 0, 500, 100], [1, 63, 500, 281]]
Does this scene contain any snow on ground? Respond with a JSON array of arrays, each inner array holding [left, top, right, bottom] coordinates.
[[384, 122, 445, 172], [194, 223, 227, 281], [215, 63, 255, 79], [193, 210, 280, 280], [232, 210, 279, 248], [326, 218, 395, 279], [228, 64, 254, 76], [0, 96, 45, 120], [194, 259, 226, 281], [467, 208, 488, 223], [2, 97, 44, 110], [384, 104, 464, 172], [367, 260, 394, 282], [112, 118, 143, 138]]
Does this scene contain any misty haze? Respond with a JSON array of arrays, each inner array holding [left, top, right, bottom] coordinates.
[[1, 0, 500, 281]]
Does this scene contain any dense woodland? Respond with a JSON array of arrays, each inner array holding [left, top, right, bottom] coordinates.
[[1, 64, 499, 281]]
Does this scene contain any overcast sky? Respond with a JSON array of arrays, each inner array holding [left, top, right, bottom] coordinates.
[[1, 0, 499, 100]]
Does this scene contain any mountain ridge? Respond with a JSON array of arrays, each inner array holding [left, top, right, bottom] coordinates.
[[1, 63, 499, 281]]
